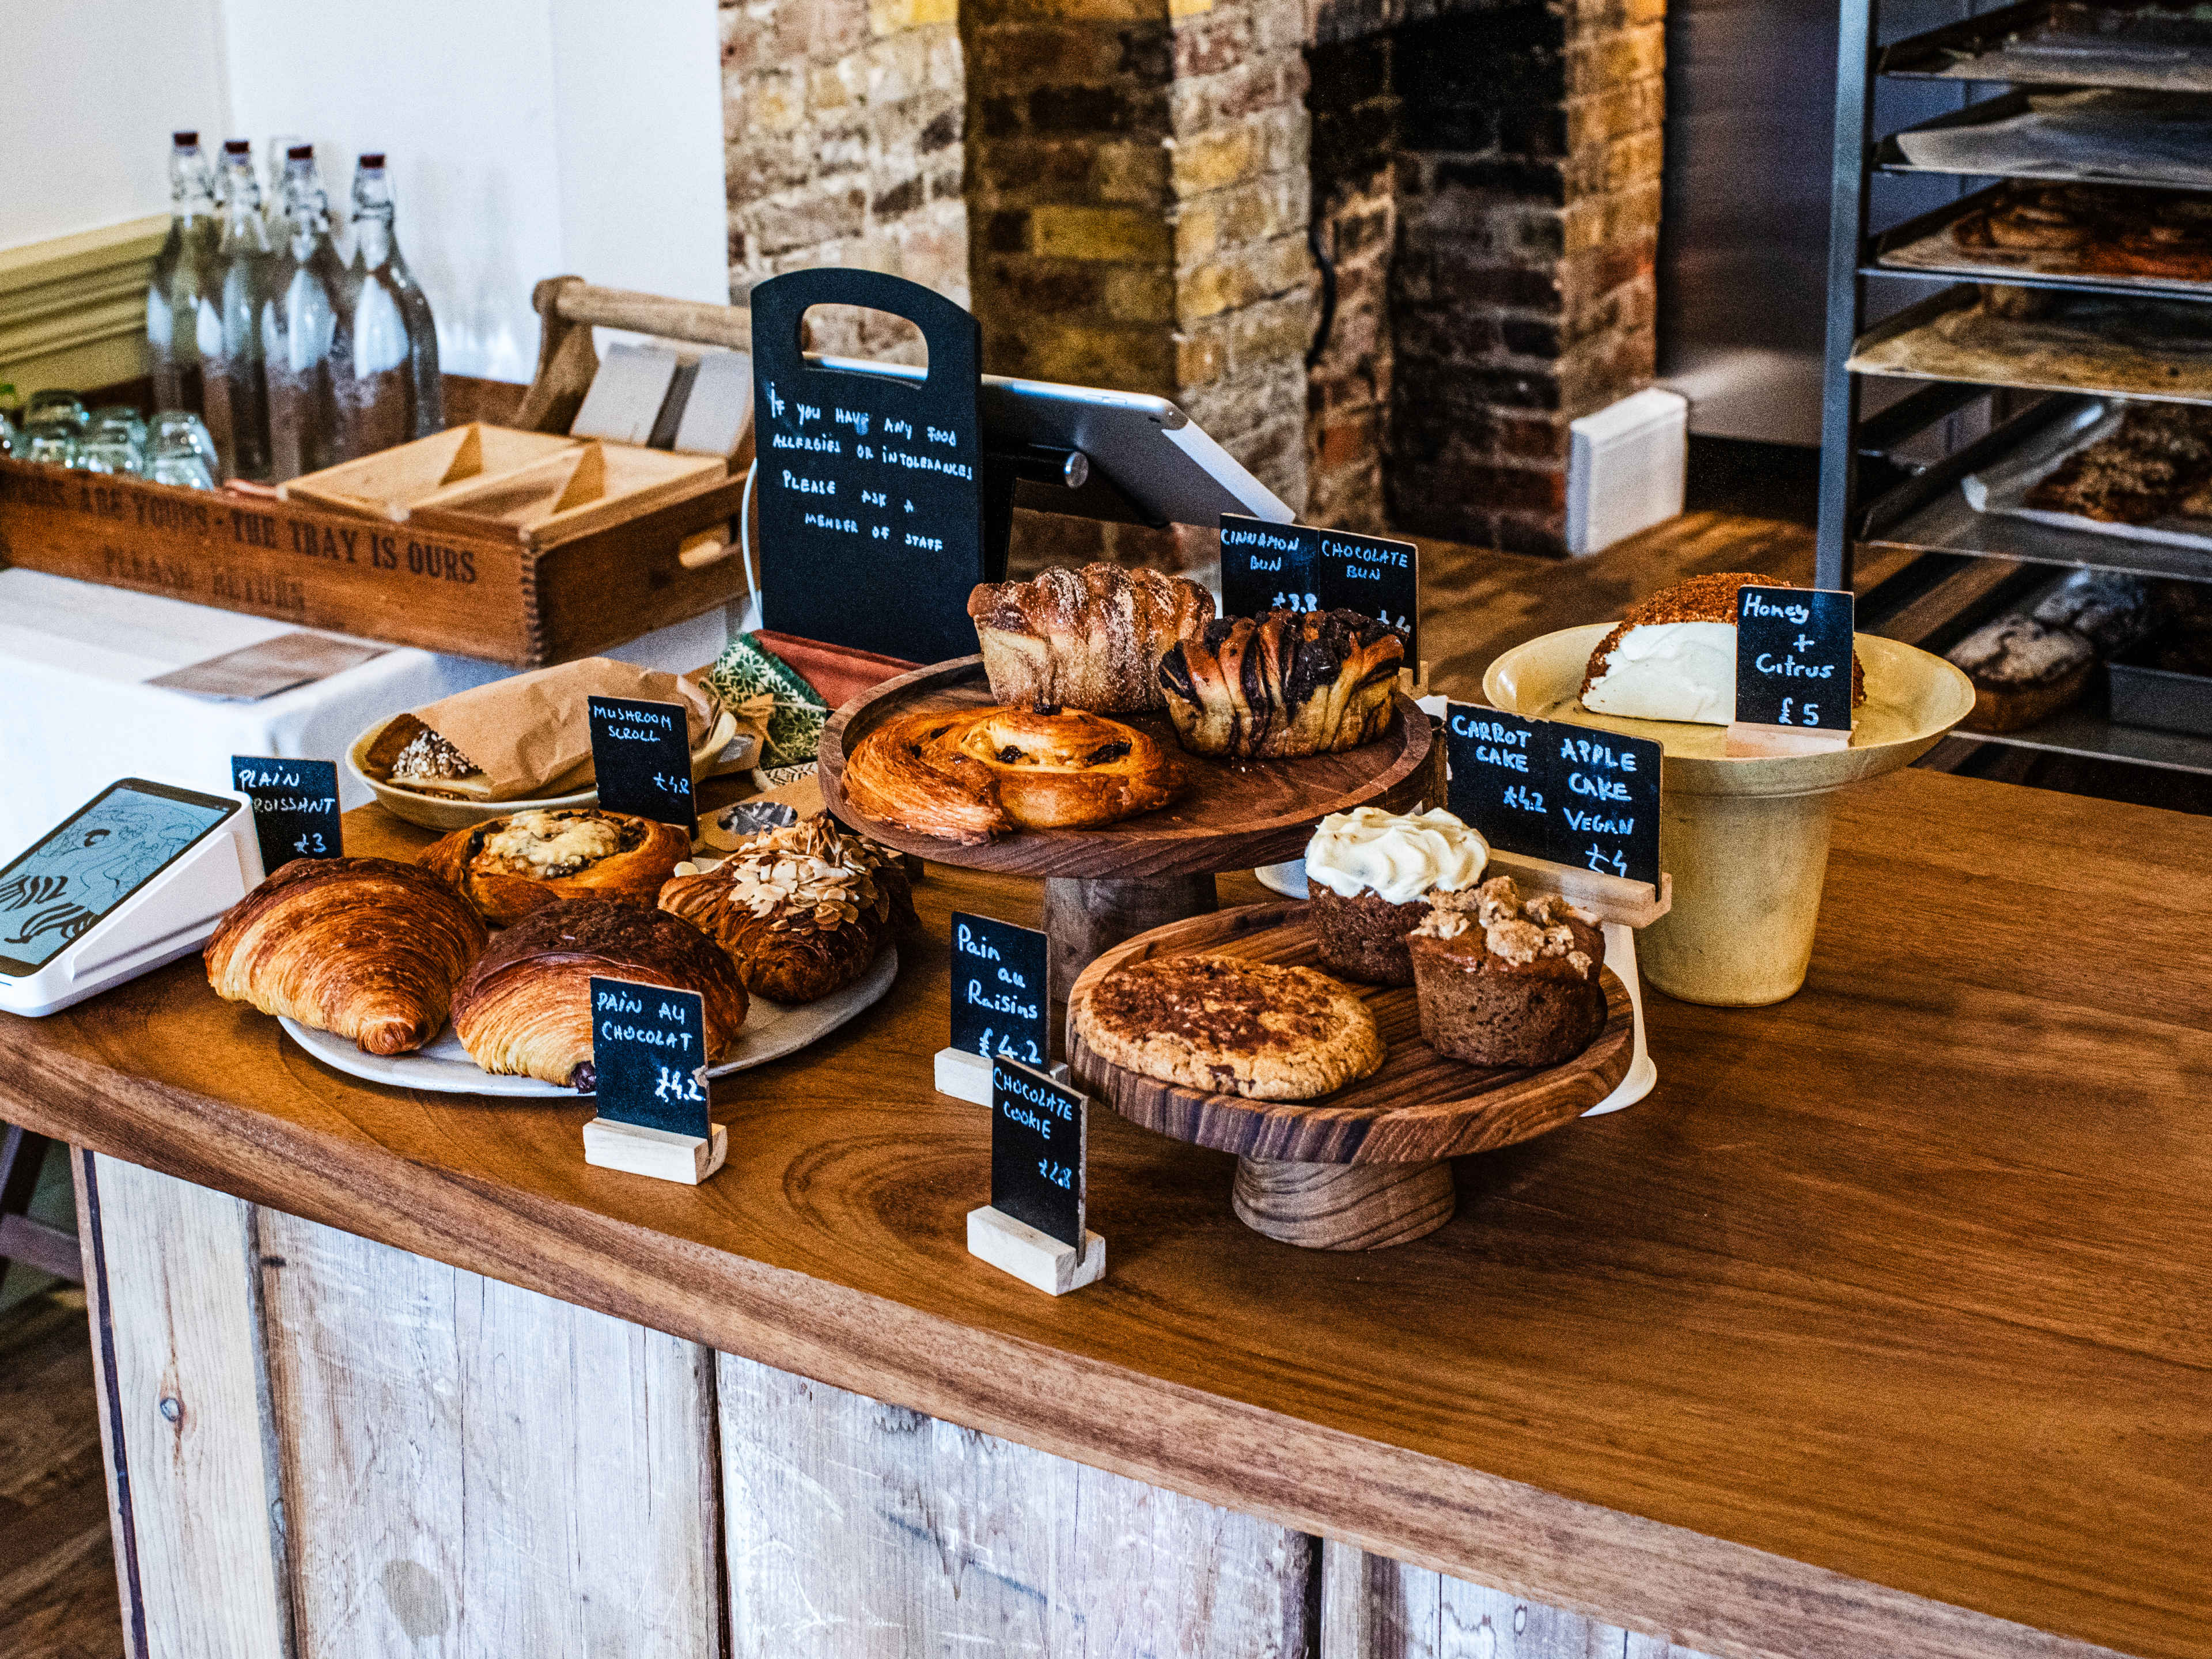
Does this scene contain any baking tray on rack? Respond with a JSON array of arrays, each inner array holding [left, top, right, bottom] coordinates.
[[1881, 0, 2212, 93], [1876, 88, 2212, 192], [1961, 395, 2212, 556], [1874, 180, 2212, 297], [1849, 283, 2212, 403]]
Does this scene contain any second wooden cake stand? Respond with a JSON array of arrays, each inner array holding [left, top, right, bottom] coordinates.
[[817, 654, 1436, 995], [1067, 902, 1635, 1249]]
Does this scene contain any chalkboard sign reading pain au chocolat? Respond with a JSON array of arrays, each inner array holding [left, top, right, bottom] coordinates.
[[229, 756, 341, 872], [991, 1057, 1086, 1249], [750, 268, 985, 665], [588, 977, 711, 1137]]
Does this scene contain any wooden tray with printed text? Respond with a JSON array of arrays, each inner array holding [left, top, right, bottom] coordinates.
[[1067, 900, 1634, 1165], [816, 656, 1435, 879]]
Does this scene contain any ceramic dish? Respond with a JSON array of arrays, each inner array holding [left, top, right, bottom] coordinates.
[[346, 708, 751, 832], [279, 942, 895, 1096]]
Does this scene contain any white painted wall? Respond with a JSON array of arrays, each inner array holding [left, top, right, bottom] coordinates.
[[1, 0, 728, 383]]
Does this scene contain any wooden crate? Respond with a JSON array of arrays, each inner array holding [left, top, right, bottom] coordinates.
[[0, 450, 749, 668]]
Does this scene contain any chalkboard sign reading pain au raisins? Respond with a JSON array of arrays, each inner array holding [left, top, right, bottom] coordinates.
[[750, 268, 985, 665]]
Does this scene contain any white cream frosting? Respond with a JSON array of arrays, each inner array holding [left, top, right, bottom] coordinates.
[[1304, 806, 1488, 905], [1583, 620, 1737, 725]]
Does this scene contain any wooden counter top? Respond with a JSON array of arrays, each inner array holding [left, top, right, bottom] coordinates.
[[3, 770, 2206, 1659]]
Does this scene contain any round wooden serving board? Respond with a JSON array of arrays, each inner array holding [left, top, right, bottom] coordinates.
[[817, 656, 1433, 880], [1065, 901, 1634, 1249]]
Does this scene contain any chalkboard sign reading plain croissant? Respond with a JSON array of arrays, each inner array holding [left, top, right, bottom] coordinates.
[[1219, 513, 1420, 662], [1734, 584, 1855, 732], [1445, 703, 1662, 887], [230, 756, 341, 872], [587, 696, 696, 834], [751, 268, 985, 665]]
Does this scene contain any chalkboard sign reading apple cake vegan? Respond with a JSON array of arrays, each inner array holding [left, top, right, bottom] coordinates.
[[750, 268, 986, 665], [991, 1056, 1085, 1248], [950, 911, 1050, 1069], [1219, 514, 1420, 661], [1734, 585, 1855, 732], [587, 977, 711, 1137], [229, 756, 341, 872], [587, 696, 695, 834], [1445, 704, 1661, 885]]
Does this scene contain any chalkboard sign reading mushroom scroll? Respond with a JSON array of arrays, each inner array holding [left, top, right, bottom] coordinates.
[[1444, 703, 1661, 887], [587, 696, 696, 834], [1219, 514, 1420, 662], [229, 756, 340, 872], [579, 976, 728, 1184], [750, 267, 986, 665], [1728, 585, 1856, 757]]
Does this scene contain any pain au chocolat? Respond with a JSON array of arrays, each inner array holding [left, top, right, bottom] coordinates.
[[842, 703, 1184, 843], [1156, 608, 1404, 759], [968, 563, 1215, 714]]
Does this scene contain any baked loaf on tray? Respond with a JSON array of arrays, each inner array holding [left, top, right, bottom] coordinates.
[[206, 857, 488, 1055], [658, 813, 913, 1003], [1946, 614, 2095, 733], [969, 563, 1215, 713], [450, 897, 748, 1089], [1581, 571, 1866, 726], [1071, 953, 1384, 1101], [842, 703, 1185, 842], [1156, 609, 1403, 759], [421, 808, 691, 927]]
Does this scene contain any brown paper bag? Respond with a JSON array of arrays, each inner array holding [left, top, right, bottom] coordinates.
[[377, 658, 721, 801]]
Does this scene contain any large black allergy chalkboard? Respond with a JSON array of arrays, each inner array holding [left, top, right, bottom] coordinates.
[[750, 268, 985, 665]]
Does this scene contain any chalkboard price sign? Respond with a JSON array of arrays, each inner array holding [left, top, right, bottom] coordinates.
[[991, 1057, 1086, 1248], [750, 267, 986, 665], [229, 756, 341, 872], [587, 696, 696, 833], [1549, 726, 1662, 885], [1219, 513, 1420, 660], [1442, 707, 1550, 855], [1734, 585, 1855, 731], [588, 976, 711, 1138], [950, 911, 1049, 1069]]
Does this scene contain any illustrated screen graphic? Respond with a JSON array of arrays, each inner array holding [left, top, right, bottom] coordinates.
[[0, 787, 229, 972]]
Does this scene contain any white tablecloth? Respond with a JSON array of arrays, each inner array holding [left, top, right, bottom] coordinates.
[[0, 569, 732, 861]]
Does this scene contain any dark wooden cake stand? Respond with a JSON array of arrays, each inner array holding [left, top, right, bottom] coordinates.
[[1066, 902, 1634, 1249], [816, 656, 1437, 998]]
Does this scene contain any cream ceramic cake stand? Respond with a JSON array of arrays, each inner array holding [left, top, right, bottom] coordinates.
[[1484, 626, 1973, 1006]]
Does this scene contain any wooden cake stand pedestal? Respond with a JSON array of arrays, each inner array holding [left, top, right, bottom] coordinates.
[[817, 656, 1439, 997], [1066, 902, 1636, 1249]]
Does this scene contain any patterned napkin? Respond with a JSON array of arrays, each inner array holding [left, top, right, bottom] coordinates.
[[701, 633, 830, 769]]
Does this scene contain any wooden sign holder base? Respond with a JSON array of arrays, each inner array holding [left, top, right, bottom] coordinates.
[[1723, 721, 1854, 759], [582, 1117, 728, 1184], [933, 1048, 1070, 1104], [966, 1205, 1105, 1295]]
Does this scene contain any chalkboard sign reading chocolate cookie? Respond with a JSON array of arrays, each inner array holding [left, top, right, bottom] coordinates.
[[1443, 706, 1549, 858], [991, 1056, 1087, 1248], [750, 268, 985, 664], [1220, 513, 1420, 661], [1736, 585, 1854, 733], [950, 911, 1048, 1068], [588, 696, 696, 834], [230, 756, 341, 872]]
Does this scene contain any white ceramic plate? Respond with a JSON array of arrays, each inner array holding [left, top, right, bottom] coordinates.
[[279, 944, 897, 1096], [1252, 858, 1309, 898], [346, 709, 753, 832]]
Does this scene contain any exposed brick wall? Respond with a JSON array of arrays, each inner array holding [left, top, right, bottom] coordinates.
[[722, 0, 971, 359]]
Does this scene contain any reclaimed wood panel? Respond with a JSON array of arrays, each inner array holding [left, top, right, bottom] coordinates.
[[719, 1353, 1313, 1657], [82, 1156, 287, 1659], [256, 1209, 720, 1659]]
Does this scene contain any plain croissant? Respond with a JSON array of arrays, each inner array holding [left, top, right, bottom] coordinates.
[[206, 858, 488, 1055]]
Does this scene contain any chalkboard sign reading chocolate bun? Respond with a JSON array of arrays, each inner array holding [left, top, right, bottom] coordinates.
[[1442, 706, 1548, 858], [1735, 584, 1855, 732], [751, 268, 985, 665], [230, 756, 342, 871], [1220, 514, 1420, 661], [991, 1056, 1086, 1248], [588, 696, 696, 834], [588, 976, 711, 1139], [950, 911, 1049, 1069]]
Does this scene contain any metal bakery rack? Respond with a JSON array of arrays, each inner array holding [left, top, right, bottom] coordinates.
[[1820, 0, 2212, 778]]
